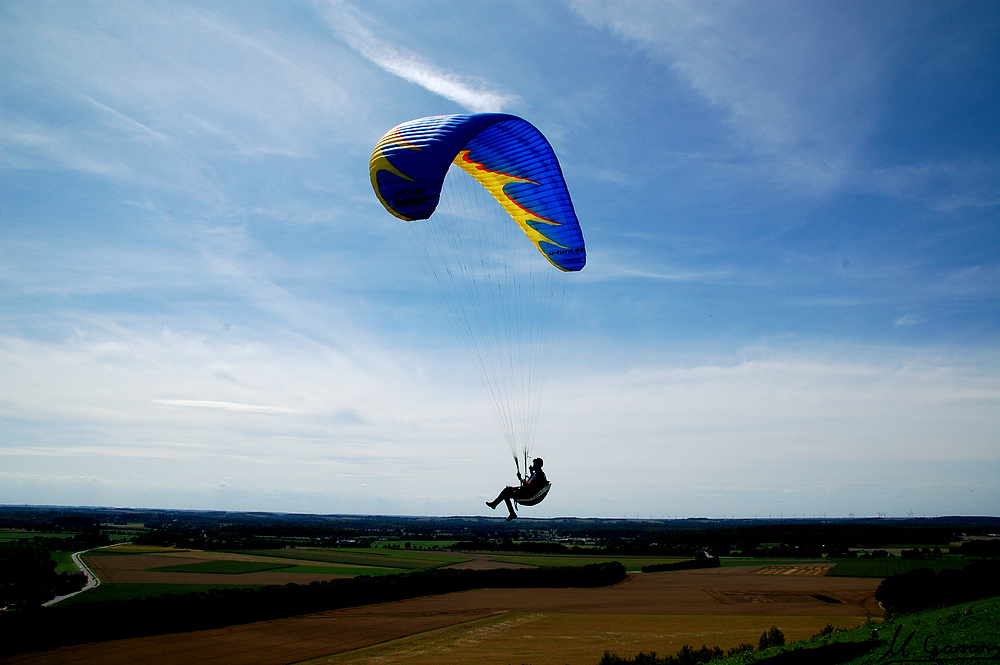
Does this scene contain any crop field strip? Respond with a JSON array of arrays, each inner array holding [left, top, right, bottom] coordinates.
[[146, 561, 409, 576], [77, 548, 421, 597], [97, 547, 422, 571], [86, 545, 195, 555], [751, 564, 832, 576], [148, 560, 294, 574], [0, 530, 75, 542], [239, 547, 468, 570], [491, 555, 692, 570]]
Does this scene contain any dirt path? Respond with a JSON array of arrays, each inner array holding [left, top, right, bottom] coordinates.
[[7, 566, 882, 665]]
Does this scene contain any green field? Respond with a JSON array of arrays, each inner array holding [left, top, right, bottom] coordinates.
[[148, 559, 412, 577], [148, 560, 296, 574], [240, 547, 465, 570], [375, 540, 460, 550], [49, 551, 80, 573], [491, 555, 692, 571], [106, 533, 136, 542], [0, 530, 74, 541], [826, 557, 970, 578], [273, 565, 414, 576], [719, 558, 828, 568], [489, 554, 826, 571]]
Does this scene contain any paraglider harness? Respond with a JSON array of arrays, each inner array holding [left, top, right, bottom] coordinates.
[[512, 453, 551, 510]]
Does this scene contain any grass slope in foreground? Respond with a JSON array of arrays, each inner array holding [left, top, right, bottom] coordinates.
[[604, 597, 999, 665]]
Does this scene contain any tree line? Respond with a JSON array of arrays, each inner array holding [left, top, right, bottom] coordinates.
[[5, 506, 999, 551], [875, 559, 1000, 616], [0, 541, 87, 610]]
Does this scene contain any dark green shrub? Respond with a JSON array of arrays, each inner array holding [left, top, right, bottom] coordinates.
[[759, 626, 785, 650]]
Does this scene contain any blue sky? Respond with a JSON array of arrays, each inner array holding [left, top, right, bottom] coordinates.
[[2, 1, 998, 519]]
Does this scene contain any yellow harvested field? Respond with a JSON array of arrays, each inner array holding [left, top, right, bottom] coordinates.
[[300, 613, 871, 665]]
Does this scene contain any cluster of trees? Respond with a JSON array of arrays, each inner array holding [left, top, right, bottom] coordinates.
[[596, 626, 886, 665], [0, 512, 102, 534], [18, 532, 111, 552], [589, 518, 997, 559], [757, 626, 786, 650], [0, 561, 625, 658], [595, 627, 783, 665], [595, 519, 976, 556], [735, 545, 824, 558], [599, 645, 730, 665], [0, 542, 86, 609], [956, 539, 1000, 558], [450, 538, 575, 554], [134, 530, 297, 550], [876, 559, 1000, 616], [1, 506, 480, 551]]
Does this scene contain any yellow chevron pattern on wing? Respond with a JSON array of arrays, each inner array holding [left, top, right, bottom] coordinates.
[[453, 150, 570, 270]]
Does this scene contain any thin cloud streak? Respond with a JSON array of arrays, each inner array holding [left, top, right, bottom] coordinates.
[[319, 0, 516, 112], [152, 399, 308, 414]]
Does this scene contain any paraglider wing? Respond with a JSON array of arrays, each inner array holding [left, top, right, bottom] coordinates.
[[370, 114, 586, 272], [369, 113, 585, 480]]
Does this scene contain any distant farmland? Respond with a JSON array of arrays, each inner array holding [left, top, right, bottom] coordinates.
[[61, 545, 912, 605], [14, 558, 883, 665]]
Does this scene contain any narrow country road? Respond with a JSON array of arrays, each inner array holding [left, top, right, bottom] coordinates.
[[42, 547, 105, 606]]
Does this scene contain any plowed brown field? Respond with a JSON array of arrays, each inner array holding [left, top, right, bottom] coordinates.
[[7, 565, 882, 665]]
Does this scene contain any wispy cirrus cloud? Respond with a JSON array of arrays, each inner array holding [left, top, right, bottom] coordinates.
[[318, 0, 516, 113], [894, 314, 924, 327], [0, 2, 355, 179], [152, 399, 307, 414], [567, 0, 873, 192], [867, 159, 1000, 211]]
